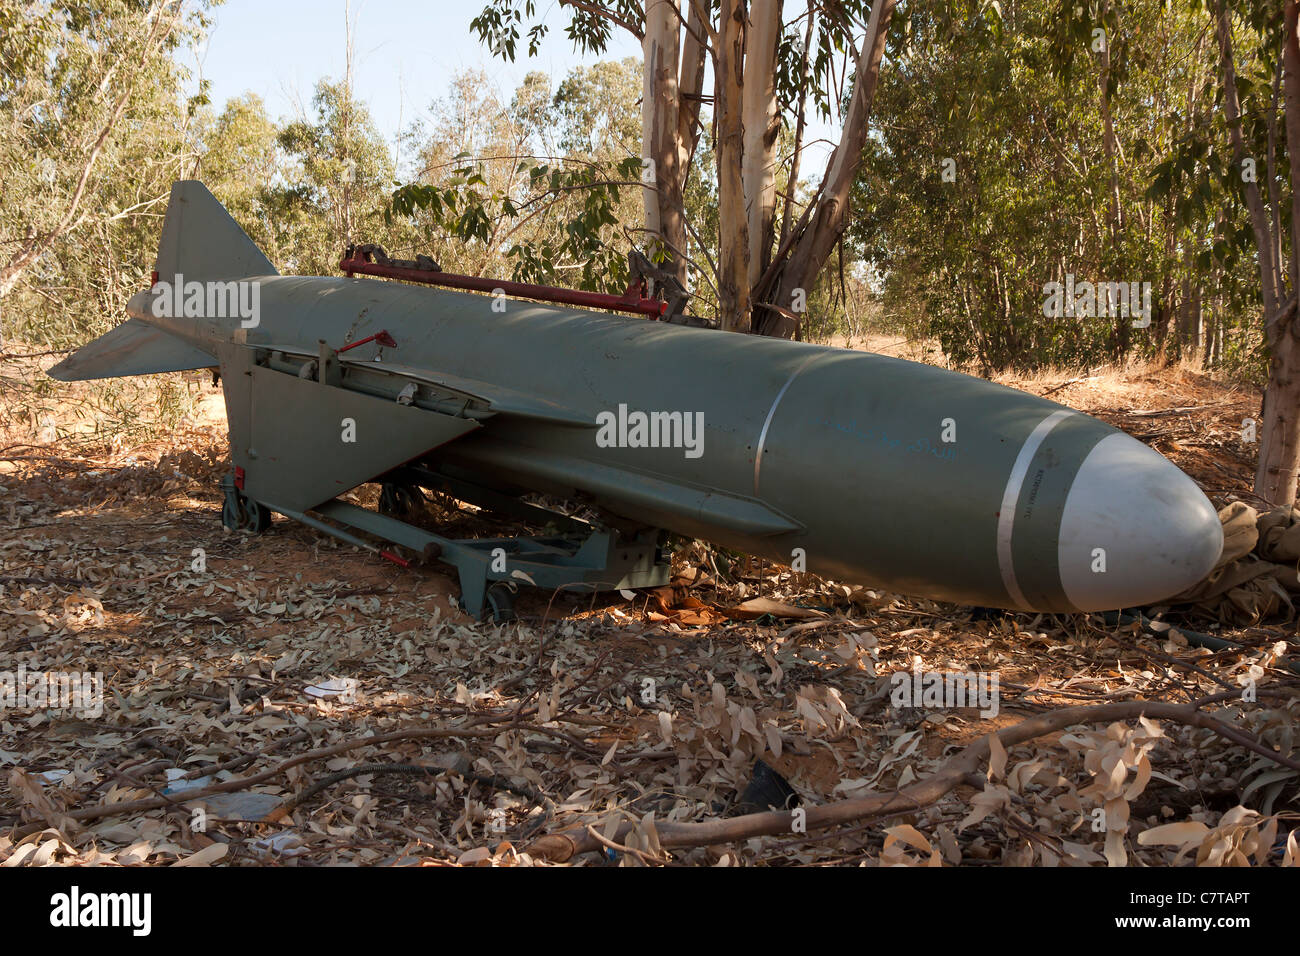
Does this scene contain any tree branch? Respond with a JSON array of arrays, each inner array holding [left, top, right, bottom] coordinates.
[[560, 0, 644, 41], [524, 697, 1299, 861]]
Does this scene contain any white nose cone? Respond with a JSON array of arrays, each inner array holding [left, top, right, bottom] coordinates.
[[1058, 433, 1223, 610]]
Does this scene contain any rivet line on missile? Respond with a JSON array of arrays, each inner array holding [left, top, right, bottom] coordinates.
[[996, 409, 1077, 610], [753, 352, 827, 497]]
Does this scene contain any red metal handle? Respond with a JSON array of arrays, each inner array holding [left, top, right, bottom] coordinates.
[[338, 329, 398, 353], [340, 256, 668, 319]]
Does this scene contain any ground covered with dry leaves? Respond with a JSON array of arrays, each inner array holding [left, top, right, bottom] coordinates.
[[0, 357, 1297, 867]]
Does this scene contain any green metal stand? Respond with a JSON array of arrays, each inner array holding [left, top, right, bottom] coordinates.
[[223, 470, 670, 623]]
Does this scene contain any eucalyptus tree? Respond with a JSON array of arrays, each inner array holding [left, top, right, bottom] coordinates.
[[269, 80, 395, 276], [465, 0, 897, 335], [0, 0, 199, 302], [391, 61, 647, 296], [1196, 0, 1300, 505]]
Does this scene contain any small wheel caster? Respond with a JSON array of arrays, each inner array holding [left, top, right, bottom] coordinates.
[[485, 581, 517, 624], [239, 499, 271, 533], [379, 482, 423, 519], [221, 475, 271, 533], [221, 493, 243, 532]]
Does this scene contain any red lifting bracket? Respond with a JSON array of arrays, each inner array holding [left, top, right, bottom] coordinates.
[[339, 244, 674, 320]]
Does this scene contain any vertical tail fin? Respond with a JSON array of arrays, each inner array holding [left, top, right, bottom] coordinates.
[[48, 181, 271, 382], [155, 180, 278, 280]]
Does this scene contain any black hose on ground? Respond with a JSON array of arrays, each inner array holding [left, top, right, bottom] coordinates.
[[1098, 610, 1300, 677]]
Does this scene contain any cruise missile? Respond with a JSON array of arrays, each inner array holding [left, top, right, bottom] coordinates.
[[49, 182, 1223, 620]]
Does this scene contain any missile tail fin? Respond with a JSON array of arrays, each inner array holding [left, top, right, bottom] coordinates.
[[154, 180, 278, 281], [48, 181, 262, 383], [47, 317, 216, 381]]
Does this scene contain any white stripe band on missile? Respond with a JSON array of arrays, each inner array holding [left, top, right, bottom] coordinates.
[[996, 409, 1076, 610], [754, 353, 825, 497]]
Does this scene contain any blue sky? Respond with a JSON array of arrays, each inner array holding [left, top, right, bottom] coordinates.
[[196, 1, 641, 165], [195, 0, 839, 177]]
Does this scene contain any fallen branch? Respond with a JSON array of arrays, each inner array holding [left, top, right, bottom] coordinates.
[[0, 348, 76, 360], [1042, 375, 1098, 396], [584, 824, 668, 866], [523, 698, 1298, 862]]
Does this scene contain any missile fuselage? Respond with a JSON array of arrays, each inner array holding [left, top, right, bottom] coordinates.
[[130, 271, 1222, 614], [55, 182, 1223, 615]]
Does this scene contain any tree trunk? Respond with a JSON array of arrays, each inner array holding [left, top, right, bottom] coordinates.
[[641, 0, 688, 286], [1192, 279, 1203, 357], [1099, 0, 1122, 241], [762, 0, 896, 338], [715, 0, 752, 332], [677, 0, 708, 175], [742, 0, 783, 291], [1216, 0, 1280, 318], [779, 3, 816, 252], [1255, 1, 1300, 505]]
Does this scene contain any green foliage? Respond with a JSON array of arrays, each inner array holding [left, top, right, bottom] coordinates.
[[850, 0, 1270, 374], [268, 81, 396, 275], [470, 0, 644, 60], [0, 1, 217, 437], [1, 0, 207, 347], [773, 0, 875, 121], [392, 153, 642, 292], [385, 60, 652, 297], [551, 59, 642, 158]]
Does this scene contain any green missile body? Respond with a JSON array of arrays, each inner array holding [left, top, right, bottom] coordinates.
[[51, 182, 1223, 614]]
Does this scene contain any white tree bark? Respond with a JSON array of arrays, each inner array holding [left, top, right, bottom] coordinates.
[[677, 0, 708, 173], [641, 0, 681, 250], [742, 0, 783, 290], [715, 0, 752, 331]]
